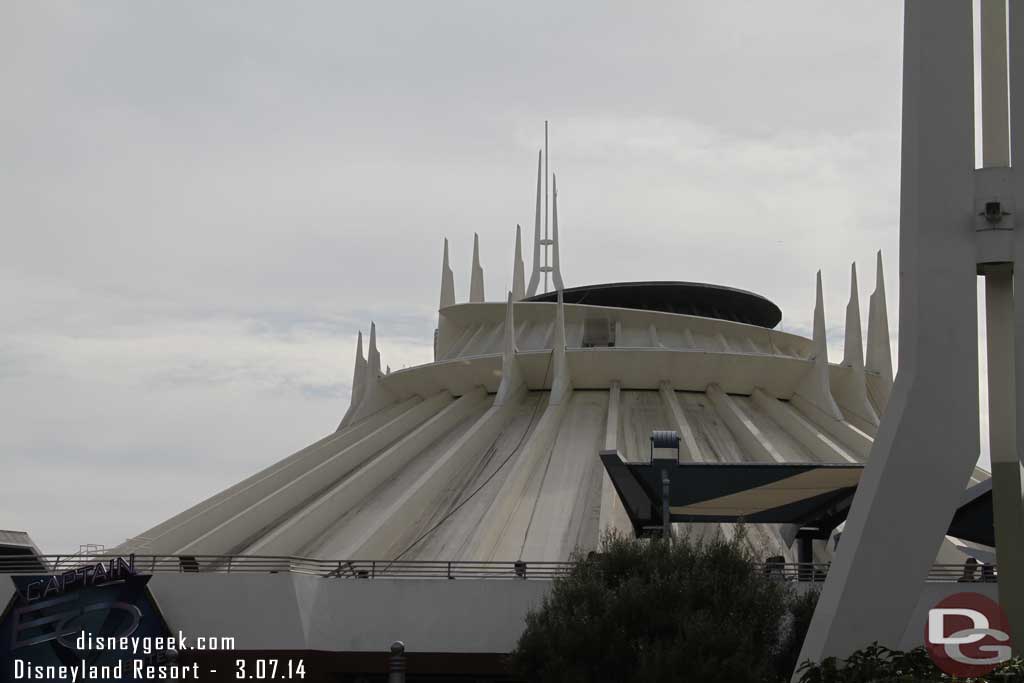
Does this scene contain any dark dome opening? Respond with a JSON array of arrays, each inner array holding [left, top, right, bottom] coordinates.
[[524, 281, 782, 328]]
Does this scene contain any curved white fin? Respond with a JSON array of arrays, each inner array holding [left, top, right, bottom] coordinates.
[[550, 288, 573, 405], [495, 292, 526, 406]]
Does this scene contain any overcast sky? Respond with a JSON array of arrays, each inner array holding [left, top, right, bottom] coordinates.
[[2, 2, 983, 553]]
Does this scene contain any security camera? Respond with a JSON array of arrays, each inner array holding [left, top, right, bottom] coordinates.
[[984, 200, 1007, 225]]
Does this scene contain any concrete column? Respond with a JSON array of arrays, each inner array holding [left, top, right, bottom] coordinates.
[[797, 0, 978, 665], [986, 267, 1024, 639]]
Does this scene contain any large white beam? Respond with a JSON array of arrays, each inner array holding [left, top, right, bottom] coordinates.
[[659, 382, 703, 462], [248, 388, 490, 556], [707, 384, 785, 464], [177, 391, 455, 555], [124, 397, 422, 554], [798, 0, 978, 664]]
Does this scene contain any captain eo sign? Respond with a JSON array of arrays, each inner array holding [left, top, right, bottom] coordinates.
[[1, 554, 172, 682], [925, 592, 1013, 678], [11, 556, 140, 651], [20, 556, 135, 606]]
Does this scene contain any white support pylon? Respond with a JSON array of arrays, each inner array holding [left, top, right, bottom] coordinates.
[[834, 263, 880, 427], [551, 174, 565, 291], [495, 292, 526, 406], [512, 225, 526, 301], [550, 288, 573, 405], [337, 331, 367, 430], [439, 238, 456, 310], [470, 233, 485, 303], [866, 251, 894, 412], [527, 150, 543, 297], [797, 1, 979, 666], [792, 271, 843, 420]]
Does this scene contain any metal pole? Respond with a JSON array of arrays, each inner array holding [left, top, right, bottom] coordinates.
[[388, 641, 406, 683], [661, 468, 671, 541]]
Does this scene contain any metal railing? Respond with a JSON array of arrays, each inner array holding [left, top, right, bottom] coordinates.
[[0, 555, 572, 580], [765, 563, 998, 584], [0, 555, 997, 583]]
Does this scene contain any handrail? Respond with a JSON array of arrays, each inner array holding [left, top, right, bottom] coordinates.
[[0, 555, 997, 583]]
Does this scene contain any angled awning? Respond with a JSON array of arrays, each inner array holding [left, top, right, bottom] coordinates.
[[599, 450, 861, 535], [599, 450, 995, 546]]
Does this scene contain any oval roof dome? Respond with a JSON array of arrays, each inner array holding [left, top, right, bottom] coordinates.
[[524, 281, 782, 328]]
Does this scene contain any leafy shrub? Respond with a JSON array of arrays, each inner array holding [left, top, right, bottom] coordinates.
[[511, 529, 817, 683], [795, 643, 1024, 682]]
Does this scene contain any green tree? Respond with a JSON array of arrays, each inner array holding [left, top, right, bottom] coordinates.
[[511, 530, 817, 683]]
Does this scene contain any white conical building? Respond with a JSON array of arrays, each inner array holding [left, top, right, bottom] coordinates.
[[109, 150, 979, 570]]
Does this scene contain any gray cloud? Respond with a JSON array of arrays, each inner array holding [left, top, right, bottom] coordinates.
[[1, 1, 973, 553]]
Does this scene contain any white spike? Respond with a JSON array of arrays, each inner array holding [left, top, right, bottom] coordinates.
[[337, 331, 367, 430], [835, 263, 879, 427], [842, 263, 864, 369], [495, 292, 526, 406], [550, 288, 573, 405], [439, 238, 456, 310], [526, 150, 542, 297], [551, 174, 565, 291], [367, 322, 381, 377], [866, 250, 894, 384], [793, 271, 843, 419], [865, 250, 894, 414], [469, 233, 485, 302], [348, 322, 397, 423], [512, 225, 526, 301]]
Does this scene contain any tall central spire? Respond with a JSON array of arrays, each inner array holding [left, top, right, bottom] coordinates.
[[527, 121, 564, 295]]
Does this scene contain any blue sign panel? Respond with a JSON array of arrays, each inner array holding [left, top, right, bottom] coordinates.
[[0, 556, 173, 681]]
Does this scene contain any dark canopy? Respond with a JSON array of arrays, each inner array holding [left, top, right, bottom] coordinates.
[[526, 281, 782, 328]]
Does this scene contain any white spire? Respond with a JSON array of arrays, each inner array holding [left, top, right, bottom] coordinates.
[[794, 271, 843, 419], [512, 225, 526, 301], [842, 263, 864, 369], [551, 174, 565, 291], [836, 262, 879, 427], [866, 250, 894, 413], [495, 291, 526, 406], [336, 330, 367, 430], [347, 321, 397, 424], [366, 321, 382, 377], [550, 288, 573, 405], [470, 233, 485, 303], [527, 149, 542, 297], [439, 237, 456, 310], [866, 251, 894, 384]]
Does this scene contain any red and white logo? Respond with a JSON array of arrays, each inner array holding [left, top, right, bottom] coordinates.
[[925, 592, 1012, 678]]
